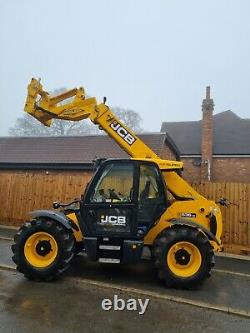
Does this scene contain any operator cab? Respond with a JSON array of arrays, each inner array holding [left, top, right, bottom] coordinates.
[[79, 159, 167, 264]]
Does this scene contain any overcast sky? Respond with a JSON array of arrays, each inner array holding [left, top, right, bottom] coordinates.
[[1, 0, 250, 136]]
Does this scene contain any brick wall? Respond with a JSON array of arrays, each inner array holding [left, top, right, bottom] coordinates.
[[182, 156, 250, 182], [161, 145, 177, 160], [181, 157, 200, 181], [212, 158, 250, 182]]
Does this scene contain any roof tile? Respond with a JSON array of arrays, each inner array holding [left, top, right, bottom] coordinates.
[[0, 133, 167, 164], [161, 111, 250, 155]]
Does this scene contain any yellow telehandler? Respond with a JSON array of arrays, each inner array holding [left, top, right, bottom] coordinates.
[[12, 78, 224, 288]]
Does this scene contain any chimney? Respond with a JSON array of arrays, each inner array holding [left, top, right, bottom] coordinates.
[[201, 86, 214, 181]]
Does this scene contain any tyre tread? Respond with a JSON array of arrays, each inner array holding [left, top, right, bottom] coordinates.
[[11, 219, 74, 282], [153, 226, 214, 288]]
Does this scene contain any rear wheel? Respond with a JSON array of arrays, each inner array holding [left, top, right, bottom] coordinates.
[[12, 219, 74, 281], [153, 226, 214, 288]]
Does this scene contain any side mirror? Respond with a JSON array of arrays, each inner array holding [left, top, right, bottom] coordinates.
[[217, 198, 230, 207]]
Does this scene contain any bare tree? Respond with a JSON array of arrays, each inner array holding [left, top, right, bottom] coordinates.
[[112, 107, 143, 132], [8, 114, 99, 136]]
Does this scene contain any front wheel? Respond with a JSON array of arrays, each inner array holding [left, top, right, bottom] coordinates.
[[153, 226, 214, 288], [12, 219, 75, 281]]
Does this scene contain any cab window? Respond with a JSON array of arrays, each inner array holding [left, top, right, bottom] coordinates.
[[138, 165, 161, 200], [137, 164, 166, 226], [90, 163, 134, 203]]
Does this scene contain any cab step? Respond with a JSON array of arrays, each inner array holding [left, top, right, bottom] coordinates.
[[98, 258, 121, 264], [99, 245, 121, 250]]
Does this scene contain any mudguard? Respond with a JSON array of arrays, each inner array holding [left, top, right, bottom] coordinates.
[[29, 210, 74, 231], [170, 218, 220, 245]]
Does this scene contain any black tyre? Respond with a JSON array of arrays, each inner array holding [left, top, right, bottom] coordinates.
[[153, 226, 214, 288], [12, 219, 74, 281]]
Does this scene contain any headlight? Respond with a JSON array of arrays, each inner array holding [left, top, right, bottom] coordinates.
[[210, 207, 219, 215]]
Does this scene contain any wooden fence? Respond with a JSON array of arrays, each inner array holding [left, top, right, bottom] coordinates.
[[0, 170, 249, 255], [192, 182, 250, 255], [0, 170, 92, 225]]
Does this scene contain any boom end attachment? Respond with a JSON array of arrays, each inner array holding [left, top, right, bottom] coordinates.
[[24, 78, 97, 126]]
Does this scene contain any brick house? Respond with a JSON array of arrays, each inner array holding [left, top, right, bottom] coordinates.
[[161, 87, 250, 182]]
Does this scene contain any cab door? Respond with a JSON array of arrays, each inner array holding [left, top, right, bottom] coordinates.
[[137, 163, 167, 230], [81, 160, 138, 237]]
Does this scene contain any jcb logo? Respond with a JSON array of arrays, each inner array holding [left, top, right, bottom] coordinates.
[[110, 121, 136, 146], [100, 215, 126, 226]]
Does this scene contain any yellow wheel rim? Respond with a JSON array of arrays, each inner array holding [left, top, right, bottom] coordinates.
[[167, 241, 202, 278], [24, 232, 58, 268]]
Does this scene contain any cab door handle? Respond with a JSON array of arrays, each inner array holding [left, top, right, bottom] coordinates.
[[89, 210, 96, 218]]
